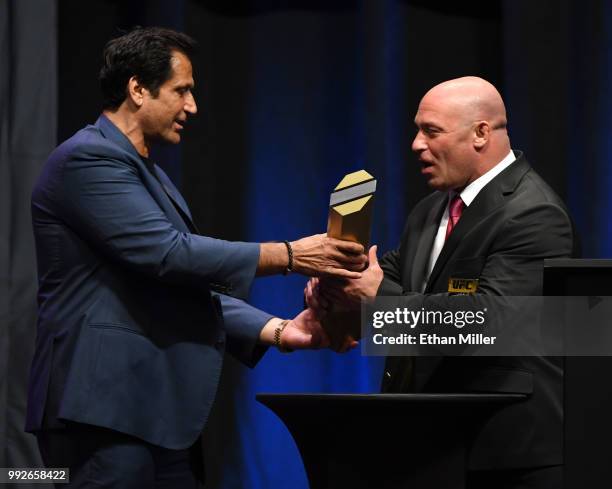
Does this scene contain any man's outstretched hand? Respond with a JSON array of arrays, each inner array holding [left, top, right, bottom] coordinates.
[[282, 308, 330, 350], [259, 309, 358, 353]]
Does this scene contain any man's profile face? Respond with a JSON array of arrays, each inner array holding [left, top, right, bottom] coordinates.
[[411, 92, 476, 191], [139, 50, 197, 145]]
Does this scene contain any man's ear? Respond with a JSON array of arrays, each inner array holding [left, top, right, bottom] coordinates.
[[473, 121, 490, 149], [127, 76, 145, 107]]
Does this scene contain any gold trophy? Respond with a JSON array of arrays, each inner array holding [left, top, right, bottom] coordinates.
[[324, 170, 376, 349]]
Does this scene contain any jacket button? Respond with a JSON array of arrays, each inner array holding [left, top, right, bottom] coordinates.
[[385, 370, 392, 378]]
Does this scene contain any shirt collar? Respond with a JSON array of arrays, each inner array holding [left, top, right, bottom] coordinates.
[[455, 149, 516, 206]]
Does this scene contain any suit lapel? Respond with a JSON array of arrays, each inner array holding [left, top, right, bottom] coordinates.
[[153, 166, 200, 233], [139, 163, 193, 234], [410, 195, 447, 291], [426, 153, 531, 291]]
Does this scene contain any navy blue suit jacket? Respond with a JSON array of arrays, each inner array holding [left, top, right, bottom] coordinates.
[[26, 115, 272, 449]]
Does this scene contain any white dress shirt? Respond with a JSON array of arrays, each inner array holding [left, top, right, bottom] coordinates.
[[421, 150, 516, 292]]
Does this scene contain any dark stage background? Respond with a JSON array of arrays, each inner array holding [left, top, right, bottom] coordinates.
[[1, 1, 611, 488]]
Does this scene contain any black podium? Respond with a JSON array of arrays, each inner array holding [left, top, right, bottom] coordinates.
[[257, 393, 525, 489]]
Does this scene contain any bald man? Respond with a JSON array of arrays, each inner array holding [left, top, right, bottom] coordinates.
[[310, 77, 579, 488]]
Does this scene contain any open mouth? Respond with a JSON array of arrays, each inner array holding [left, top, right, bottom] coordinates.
[[420, 160, 434, 173], [174, 120, 185, 130]]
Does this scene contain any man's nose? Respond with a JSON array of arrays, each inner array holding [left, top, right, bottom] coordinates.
[[185, 93, 197, 115], [412, 130, 426, 153]]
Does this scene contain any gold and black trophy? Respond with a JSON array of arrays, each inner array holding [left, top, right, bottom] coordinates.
[[323, 170, 376, 349]]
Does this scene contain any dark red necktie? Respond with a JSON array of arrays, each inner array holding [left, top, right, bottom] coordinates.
[[445, 194, 465, 241]]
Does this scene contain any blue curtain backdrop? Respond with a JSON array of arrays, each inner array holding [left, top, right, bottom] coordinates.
[[566, 0, 612, 258], [183, 2, 422, 488], [239, 3, 403, 488], [4, 0, 612, 488]]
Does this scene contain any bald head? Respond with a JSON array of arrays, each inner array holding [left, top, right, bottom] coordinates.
[[412, 76, 512, 191], [422, 76, 507, 130]]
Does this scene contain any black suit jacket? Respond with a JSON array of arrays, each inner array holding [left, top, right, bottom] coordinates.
[[379, 151, 579, 470]]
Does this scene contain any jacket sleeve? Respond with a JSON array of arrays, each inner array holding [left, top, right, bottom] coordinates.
[[50, 145, 259, 299], [378, 248, 405, 296], [215, 293, 272, 367]]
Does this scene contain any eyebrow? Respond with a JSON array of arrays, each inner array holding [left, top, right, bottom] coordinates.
[[415, 120, 442, 130], [174, 82, 195, 91]]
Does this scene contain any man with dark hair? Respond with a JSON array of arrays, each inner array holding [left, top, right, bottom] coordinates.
[[310, 77, 579, 488], [27, 26, 364, 488], [99, 27, 197, 110]]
